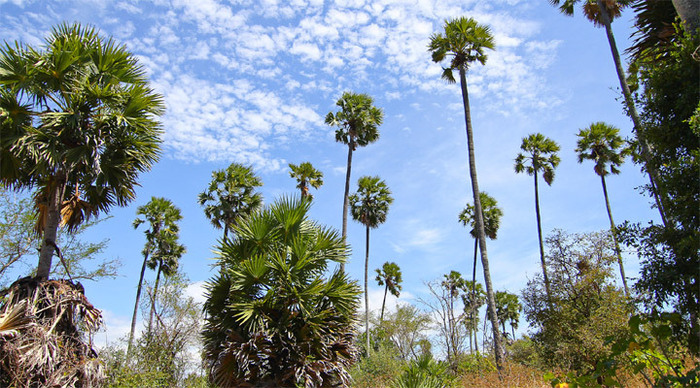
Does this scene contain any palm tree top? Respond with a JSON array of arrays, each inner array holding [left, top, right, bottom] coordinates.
[[349, 175, 393, 229], [289, 162, 323, 199], [514, 133, 561, 185], [548, 0, 631, 27], [459, 191, 503, 240], [325, 92, 383, 149], [428, 16, 495, 83], [576, 121, 630, 177], [375, 261, 403, 297]]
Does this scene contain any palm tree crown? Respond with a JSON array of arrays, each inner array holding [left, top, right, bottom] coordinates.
[[428, 16, 495, 83], [459, 191, 503, 240], [198, 163, 262, 240], [349, 176, 394, 229], [288, 161, 323, 199], [515, 133, 561, 185], [548, 0, 631, 27], [326, 92, 383, 151], [575, 122, 630, 177], [0, 23, 164, 279]]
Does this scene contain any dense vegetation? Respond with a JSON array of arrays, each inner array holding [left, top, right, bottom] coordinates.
[[0, 1, 698, 387]]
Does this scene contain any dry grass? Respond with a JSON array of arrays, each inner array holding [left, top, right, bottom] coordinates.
[[457, 362, 550, 388]]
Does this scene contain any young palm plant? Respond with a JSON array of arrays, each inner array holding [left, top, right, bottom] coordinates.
[[198, 163, 263, 241], [349, 176, 394, 354], [515, 133, 561, 302], [547, 0, 668, 225], [288, 161, 324, 200], [129, 197, 184, 356], [375, 261, 403, 322], [576, 121, 631, 296], [325, 92, 384, 272], [0, 23, 164, 280], [428, 16, 505, 368], [202, 197, 360, 387]]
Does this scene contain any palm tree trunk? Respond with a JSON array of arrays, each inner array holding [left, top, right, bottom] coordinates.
[[601, 174, 629, 296], [340, 141, 354, 273], [597, 0, 669, 227], [128, 250, 150, 356], [511, 324, 515, 340], [534, 172, 552, 302], [380, 283, 388, 322], [459, 67, 504, 370], [148, 262, 163, 333], [364, 224, 370, 354], [37, 183, 63, 280], [671, 0, 700, 34], [471, 237, 479, 353]]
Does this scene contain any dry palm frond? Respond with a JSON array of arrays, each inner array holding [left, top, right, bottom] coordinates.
[[0, 300, 31, 337], [0, 277, 105, 387]]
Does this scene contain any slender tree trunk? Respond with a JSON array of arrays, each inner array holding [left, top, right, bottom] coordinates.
[[459, 67, 504, 370], [601, 174, 629, 296], [364, 224, 370, 354], [37, 182, 63, 280], [380, 283, 388, 322], [474, 321, 479, 353], [128, 250, 150, 356], [597, 0, 668, 227], [672, 0, 700, 34], [534, 172, 552, 302], [511, 324, 515, 340], [148, 262, 163, 333], [470, 237, 478, 353], [340, 140, 354, 273]]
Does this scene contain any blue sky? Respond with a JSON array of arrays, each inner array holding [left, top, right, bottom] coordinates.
[[0, 0, 660, 346]]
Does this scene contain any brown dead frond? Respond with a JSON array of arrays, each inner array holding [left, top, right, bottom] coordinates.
[[0, 277, 105, 387]]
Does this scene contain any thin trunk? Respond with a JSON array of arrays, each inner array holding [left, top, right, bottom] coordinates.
[[223, 224, 228, 242], [364, 224, 370, 354], [148, 261, 163, 333], [459, 67, 504, 370], [471, 237, 479, 353], [380, 283, 388, 322], [511, 324, 515, 341], [597, 0, 669, 227], [474, 321, 479, 353], [601, 174, 629, 297], [37, 182, 63, 280], [534, 172, 552, 302], [340, 140, 354, 273], [671, 0, 700, 34], [128, 250, 150, 356]]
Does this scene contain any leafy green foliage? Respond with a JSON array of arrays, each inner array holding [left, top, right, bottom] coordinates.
[[202, 197, 361, 387], [391, 353, 454, 388], [514, 133, 561, 186], [459, 192, 502, 240], [522, 230, 632, 372], [375, 261, 403, 321], [349, 176, 394, 229], [325, 92, 383, 150], [289, 161, 324, 199]]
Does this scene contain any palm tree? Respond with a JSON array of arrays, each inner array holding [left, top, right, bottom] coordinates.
[[461, 280, 485, 354], [288, 162, 324, 200], [129, 197, 183, 356], [349, 176, 393, 353], [375, 261, 403, 321], [428, 16, 505, 368], [515, 133, 560, 301], [0, 23, 164, 280], [201, 197, 360, 387], [547, 0, 668, 225], [325, 92, 384, 272], [493, 291, 521, 340], [576, 122, 631, 296], [198, 163, 262, 241]]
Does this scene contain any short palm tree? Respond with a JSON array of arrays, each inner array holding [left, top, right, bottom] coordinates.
[[576, 121, 631, 296], [349, 176, 393, 353], [493, 291, 521, 340], [198, 163, 262, 241], [461, 280, 485, 353], [201, 197, 360, 387], [515, 133, 561, 301], [325, 92, 384, 272], [0, 23, 164, 280], [548, 0, 668, 225], [375, 261, 403, 322], [429, 16, 505, 368], [288, 161, 324, 200], [129, 197, 183, 355]]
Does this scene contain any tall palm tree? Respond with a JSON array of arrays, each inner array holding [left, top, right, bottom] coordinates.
[[515, 133, 560, 301], [129, 197, 183, 355], [461, 280, 485, 354], [576, 122, 631, 296], [198, 163, 262, 241], [288, 162, 324, 200], [547, 0, 668, 226], [375, 261, 402, 321], [493, 291, 521, 340], [428, 16, 505, 368], [349, 176, 393, 353], [0, 23, 164, 280], [325, 92, 384, 273], [202, 197, 360, 387]]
